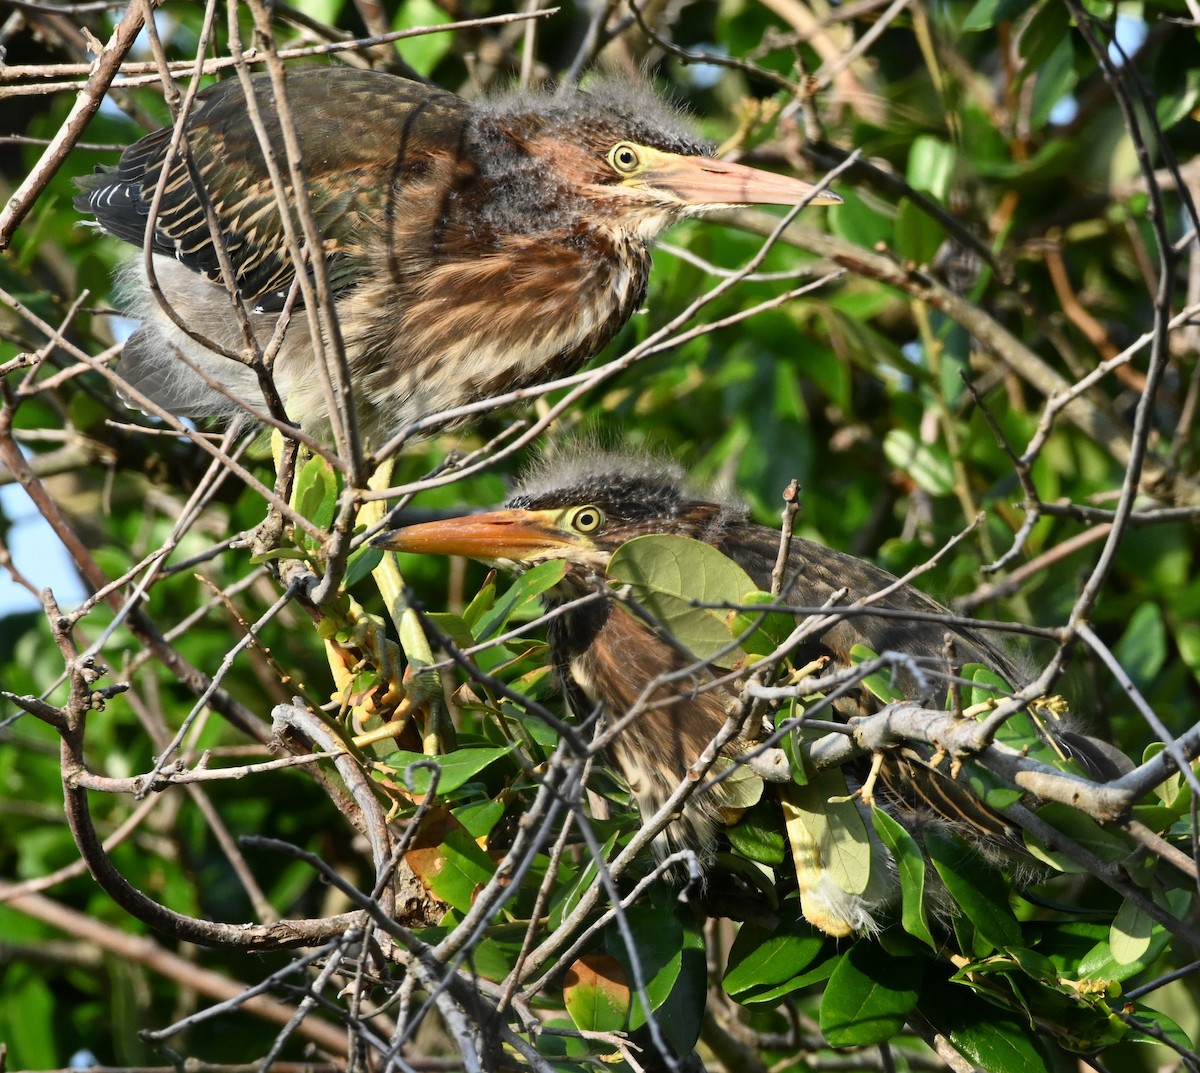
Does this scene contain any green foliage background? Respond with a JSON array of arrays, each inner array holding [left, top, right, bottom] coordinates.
[[1, 1, 1198, 1071]]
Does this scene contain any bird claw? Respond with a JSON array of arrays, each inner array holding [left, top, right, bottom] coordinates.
[[857, 751, 886, 808], [322, 597, 442, 754]]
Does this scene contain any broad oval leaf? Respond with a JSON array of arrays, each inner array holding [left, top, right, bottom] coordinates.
[[404, 807, 497, 913], [882, 429, 954, 496], [563, 955, 629, 1034], [294, 455, 338, 532], [607, 533, 759, 666], [724, 918, 827, 998], [783, 771, 876, 898], [728, 589, 797, 656], [382, 744, 515, 797], [820, 941, 922, 1047], [605, 906, 685, 1030], [1108, 899, 1153, 966]]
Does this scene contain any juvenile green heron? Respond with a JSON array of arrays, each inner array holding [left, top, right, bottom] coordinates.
[[77, 67, 839, 443], [373, 452, 1123, 934]]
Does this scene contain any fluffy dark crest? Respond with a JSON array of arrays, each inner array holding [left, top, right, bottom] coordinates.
[[473, 76, 710, 157], [507, 446, 743, 527]]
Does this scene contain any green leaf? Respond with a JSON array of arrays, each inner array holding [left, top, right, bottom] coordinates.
[[1027, 33, 1077, 130], [783, 772, 875, 898], [926, 828, 1021, 951], [931, 998, 1056, 1073], [1017, 2, 1071, 74], [921, 972, 1057, 1073], [1077, 890, 1190, 983], [0, 967, 57, 1069], [906, 137, 956, 201], [711, 755, 764, 811], [1023, 802, 1132, 873], [647, 912, 707, 1057], [383, 745, 515, 796], [1122, 1006, 1195, 1050], [607, 534, 759, 666], [392, 0, 453, 77], [820, 941, 922, 1047], [1113, 602, 1167, 689], [882, 429, 955, 496], [344, 544, 382, 589], [849, 643, 905, 703], [426, 611, 476, 651], [872, 807, 935, 949], [1109, 898, 1153, 966], [962, 0, 1038, 31], [894, 198, 946, 266], [728, 589, 797, 656], [461, 575, 497, 628], [726, 799, 787, 865], [563, 955, 629, 1033], [1155, 36, 1200, 130], [473, 558, 567, 641], [605, 906, 684, 1030], [723, 917, 827, 999], [452, 798, 505, 840], [404, 809, 497, 913], [828, 190, 893, 249], [294, 455, 338, 531], [549, 836, 619, 929]]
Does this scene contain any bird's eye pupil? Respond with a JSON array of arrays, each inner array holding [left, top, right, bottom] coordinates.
[[572, 507, 604, 532], [610, 144, 640, 173]]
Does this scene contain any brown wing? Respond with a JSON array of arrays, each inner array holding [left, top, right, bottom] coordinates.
[[76, 67, 469, 304], [716, 522, 1018, 693]]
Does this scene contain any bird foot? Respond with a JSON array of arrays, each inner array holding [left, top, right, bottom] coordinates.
[[856, 751, 886, 808], [322, 596, 418, 746]]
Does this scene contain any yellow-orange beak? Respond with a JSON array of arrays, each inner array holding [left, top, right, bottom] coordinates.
[[644, 150, 842, 208], [373, 509, 575, 564]]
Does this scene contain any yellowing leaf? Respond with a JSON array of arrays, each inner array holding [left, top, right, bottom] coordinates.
[[563, 955, 630, 1033]]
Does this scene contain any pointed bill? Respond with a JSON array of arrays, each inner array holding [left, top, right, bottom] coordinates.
[[373, 509, 570, 563], [642, 148, 842, 208]]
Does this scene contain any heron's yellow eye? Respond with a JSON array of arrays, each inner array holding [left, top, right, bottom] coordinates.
[[607, 143, 643, 175], [569, 506, 605, 534]]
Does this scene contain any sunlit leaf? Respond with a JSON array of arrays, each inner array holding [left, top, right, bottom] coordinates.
[[563, 955, 629, 1033], [473, 559, 566, 641], [294, 455, 338, 531], [381, 744, 514, 797], [882, 429, 954, 496], [607, 533, 758, 666], [404, 807, 497, 913], [723, 918, 827, 999]]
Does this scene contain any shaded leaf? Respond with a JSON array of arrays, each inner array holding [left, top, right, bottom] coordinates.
[[872, 807, 935, 949], [820, 941, 922, 1047], [926, 829, 1021, 951], [605, 906, 685, 1030]]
